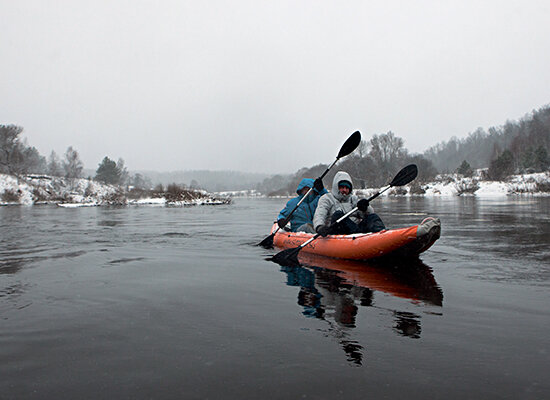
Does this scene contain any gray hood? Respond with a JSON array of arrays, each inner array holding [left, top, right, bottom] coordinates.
[[331, 171, 353, 201]]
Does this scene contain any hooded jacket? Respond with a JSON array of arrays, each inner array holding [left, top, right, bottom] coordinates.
[[313, 171, 374, 230], [277, 178, 328, 232]]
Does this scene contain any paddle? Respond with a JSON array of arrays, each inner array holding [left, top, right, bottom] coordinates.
[[271, 164, 418, 264], [258, 131, 362, 248]]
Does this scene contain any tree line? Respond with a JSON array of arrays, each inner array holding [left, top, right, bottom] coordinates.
[[424, 105, 550, 179], [258, 105, 550, 195], [258, 131, 438, 196], [0, 124, 150, 188], [3, 103, 550, 195]]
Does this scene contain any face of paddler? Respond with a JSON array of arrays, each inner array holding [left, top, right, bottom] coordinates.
[[299, 187, 312, 196], [338, 182, 351, 195]]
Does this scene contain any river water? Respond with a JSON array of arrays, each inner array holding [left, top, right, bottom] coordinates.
[[1, 197, 549, 399]]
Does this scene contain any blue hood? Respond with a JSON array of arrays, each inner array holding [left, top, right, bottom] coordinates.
[[296, 178, 322, 204], [296, 178, 315, 194]]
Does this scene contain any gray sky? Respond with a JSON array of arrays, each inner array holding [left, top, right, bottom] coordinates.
[[2, 0, 549, 174]]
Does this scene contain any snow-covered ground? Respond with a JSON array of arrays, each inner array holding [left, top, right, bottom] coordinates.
[[414, 172, 550, 197], [1, 172, 549, 206], [0, 174, 231, 207], [215, 189, 262, 197], [337, 171, 549, 198], [0, 174, 120, 206]]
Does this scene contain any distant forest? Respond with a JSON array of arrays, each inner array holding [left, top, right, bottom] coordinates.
[[140, 170, 270, 192], [258, 105, 550, 195], [1, 105, 549, 194], [256, 132, 438, 196], [424, 105, 550, 174]]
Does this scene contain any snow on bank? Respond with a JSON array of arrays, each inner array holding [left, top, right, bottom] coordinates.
[[128, 197, 167, 206], [0, 174, 119, 206], [0, 174, 34, 205], [2, 172, 549, 206], [421, 172, 549, 197], [353, 172, 550, 198], [57, 202, 99, 208], [215, 189, 262, 198], [0, 174, 231, 207]]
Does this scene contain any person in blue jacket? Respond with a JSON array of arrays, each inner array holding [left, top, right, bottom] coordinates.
[[277, 178, 327, 233]]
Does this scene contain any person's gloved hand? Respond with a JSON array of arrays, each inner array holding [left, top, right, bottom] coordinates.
[[313, 178, 324, 192], [357, 199, 370, 211], [277, 219, 287, 229], [316, 225, 331, 237]]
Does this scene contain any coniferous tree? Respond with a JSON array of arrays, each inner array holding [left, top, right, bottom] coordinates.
[[488, 150, 515, 180], [1, 125, 47, 175], [534, 146, 549, 171], [20, 144, 46, 174], [129, 173, 152, 189], [95, 156, 121, 185], [0, 124, 24, 174], [457, 160, 473, 177]]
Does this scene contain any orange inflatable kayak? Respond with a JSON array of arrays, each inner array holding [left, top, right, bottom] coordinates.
[[272, 217, 441, 260]]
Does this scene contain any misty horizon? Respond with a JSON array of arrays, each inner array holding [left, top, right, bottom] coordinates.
[[2, 1, 550, 174]]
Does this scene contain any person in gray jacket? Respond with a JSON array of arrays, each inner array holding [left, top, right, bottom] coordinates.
[[313, 171, 385, 236]]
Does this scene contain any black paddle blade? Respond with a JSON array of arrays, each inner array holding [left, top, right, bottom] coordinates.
[[390, 164, 418, 187], [271, 246, 302, 265], [258, 233, 275, 248], [336, 131, 361, 159]]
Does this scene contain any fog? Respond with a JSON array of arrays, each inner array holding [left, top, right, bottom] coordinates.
[[1, 0, 549, 173]]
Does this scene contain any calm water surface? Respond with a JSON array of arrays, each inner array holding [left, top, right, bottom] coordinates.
[[1, 197, 549, 399]]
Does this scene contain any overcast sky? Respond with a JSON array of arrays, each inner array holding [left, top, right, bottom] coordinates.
[[1, 0, 549, 174]]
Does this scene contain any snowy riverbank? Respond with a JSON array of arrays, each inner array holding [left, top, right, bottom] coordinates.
[[1, 172, 549, 207], [352, 172, 550, 197], [0, 174, 231, 207], [414, 172, 549, 197], [277, 171, 550, 198]]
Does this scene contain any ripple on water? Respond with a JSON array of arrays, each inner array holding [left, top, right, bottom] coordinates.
[[107, 257, 147, 265], [162, 232, 189, 237]]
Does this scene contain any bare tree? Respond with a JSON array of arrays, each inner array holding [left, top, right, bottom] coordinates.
[[368, 131, 408, 184], [63, 146, 83, 179], [116, 158, 129, 187], [369, 131, 407, 165], [47, 151, 63, 176]]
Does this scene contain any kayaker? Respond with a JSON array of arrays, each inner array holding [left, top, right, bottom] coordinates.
[[313, 171, 385, 236], [277, 178, 327, 233]]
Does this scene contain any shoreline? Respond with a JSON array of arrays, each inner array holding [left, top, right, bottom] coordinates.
[[1, 171, 549, 207], [0, 174, 231, 207]]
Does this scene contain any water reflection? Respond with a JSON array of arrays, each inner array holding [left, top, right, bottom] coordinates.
[[0, 259, 25, 275], [0, 250, 87, 275], [279, 254, 443, 365], [393, 311, 422, 338]]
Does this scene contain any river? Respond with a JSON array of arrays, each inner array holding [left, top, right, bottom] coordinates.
[[1, 197, 549, 399]]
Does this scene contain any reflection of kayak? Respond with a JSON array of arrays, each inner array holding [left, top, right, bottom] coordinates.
[[296, 252, 443, 306], [272, 217, 441, 260]]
